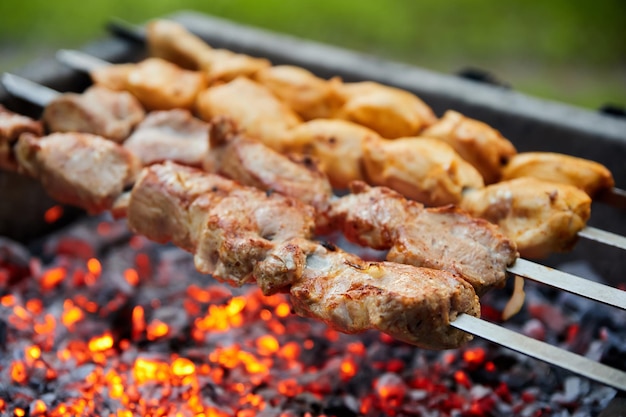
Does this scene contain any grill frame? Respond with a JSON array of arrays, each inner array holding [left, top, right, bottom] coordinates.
[[1, 10, 625, 284]]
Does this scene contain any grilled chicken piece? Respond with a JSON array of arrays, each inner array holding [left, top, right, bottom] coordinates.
[[92, 58, 207, 111], [281, 119, 380, 190], [292, 244, 479, 350], [329, 183, 518, 295], [0, 105, 43, 171], [204, 117, 334, 220], [195, 77, 302, 150], [124, 58, 207, 111], [43, 86, 145, 143], [14, 132, 141, 214], [336, 81, 437, 138], [146, 19, 270, 84], [128, 162, 478, 348], [123, 109, 209, 167], [363, 137, 484, 206], [254, 65, 345, 120], [90, 63, 134, 91], [502, 152, 614, 197], [422, 110, 517, 184], [461, 177, 591, 258]]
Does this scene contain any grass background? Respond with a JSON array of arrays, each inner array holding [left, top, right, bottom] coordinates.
[[0, 0, 624, 109]]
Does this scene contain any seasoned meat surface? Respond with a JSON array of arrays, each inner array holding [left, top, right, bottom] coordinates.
[[14, 132, 140, 214], [124, 109, 209, 167], [204, 117, 334, 219], [281, 119, 379, 190], [127, 162, 478, 349], [502, 152, 614, 197], [0, 105, 43, 171], [291, 244, 479, 350], [43, 86, 145, 143], [337, 81, 437, 138], [147, 19, 270, 84], [127, 161, 239, 252], [128, 162, 316, 294], [254, 65, 345, 120], [363, 137, 484, 206], [422, 110, 517, 184], [195, 77, 301, 150], [461, 177, 591, 258], [329, 183, 518, 294]]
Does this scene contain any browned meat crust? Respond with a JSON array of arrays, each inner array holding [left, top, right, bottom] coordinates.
[[502, 152, 614, 197], [124, 109, 209, 167], [204, 117, 334, 221], [43, 86, 145, 142], [127, 162, 479, 349], [14, 132, 141, 214], [0, 105, 43, 171], [329, 182, 518, 295], [461, 178, 591, 258]]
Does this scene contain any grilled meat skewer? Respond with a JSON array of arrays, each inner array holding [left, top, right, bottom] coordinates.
[[125, 161, 480, 349], [206, 119, 518, 294], [7, 125, 481, 349]]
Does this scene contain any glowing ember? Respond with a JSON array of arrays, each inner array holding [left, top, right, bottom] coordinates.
[[43, 205, 64, 223], [0, 214, 621, 415]]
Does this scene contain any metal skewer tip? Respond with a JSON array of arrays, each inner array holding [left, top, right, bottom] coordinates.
[[508, 258, 626, 310], [451, 314, 626, 392], [1, 73, 59, 107]]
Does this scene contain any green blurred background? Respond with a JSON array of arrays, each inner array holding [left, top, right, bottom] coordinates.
[[0, 0, 624, 110]]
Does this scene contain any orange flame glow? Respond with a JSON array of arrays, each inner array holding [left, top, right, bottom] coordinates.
[[88, 333, 114, 352], [40, 267, 66, 290]]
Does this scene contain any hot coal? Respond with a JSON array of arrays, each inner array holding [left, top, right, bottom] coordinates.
[[0, 214, 623, 416]]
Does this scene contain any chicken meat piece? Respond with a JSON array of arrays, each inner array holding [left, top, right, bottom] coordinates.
[[92, 58, 208, 110], [502, 152, 614, 197], [14, 132, 141, 214], [363, 136, 484, 206], [282, 119, 380, 190], [253, 65, 345, 120], [291, 243, 479, 350], [91, 63, 135, 91], [127, 162, 315, 294], [123, 109, 209, 167], [204, 117, 334, 220], [422, 110, 517, 184], [146, 19, 270, 84], [336, 81, 437, 138], [329, 183, 518, 295], [195, 77, 301, 150], [43, 85, 145, 143], [461, 177, 591, 258], [125, 58, 208, 110], [0, 105, 43, 171]]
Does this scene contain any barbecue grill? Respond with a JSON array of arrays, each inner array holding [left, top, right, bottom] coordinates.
[[1, 11, 625, 416]]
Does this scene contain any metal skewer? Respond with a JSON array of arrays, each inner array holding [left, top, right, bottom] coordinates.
[[508, 259, 626, 310], [450, 314, 626, 392]]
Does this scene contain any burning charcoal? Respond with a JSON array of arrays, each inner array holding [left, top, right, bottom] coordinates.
[[374, 372, 407, 402], [599, 331, 626, 371], [521, 318, 546, 341], [0, 237, 31, 284]]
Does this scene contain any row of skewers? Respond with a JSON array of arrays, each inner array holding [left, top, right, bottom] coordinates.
[[1, 17, 625, 389]]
